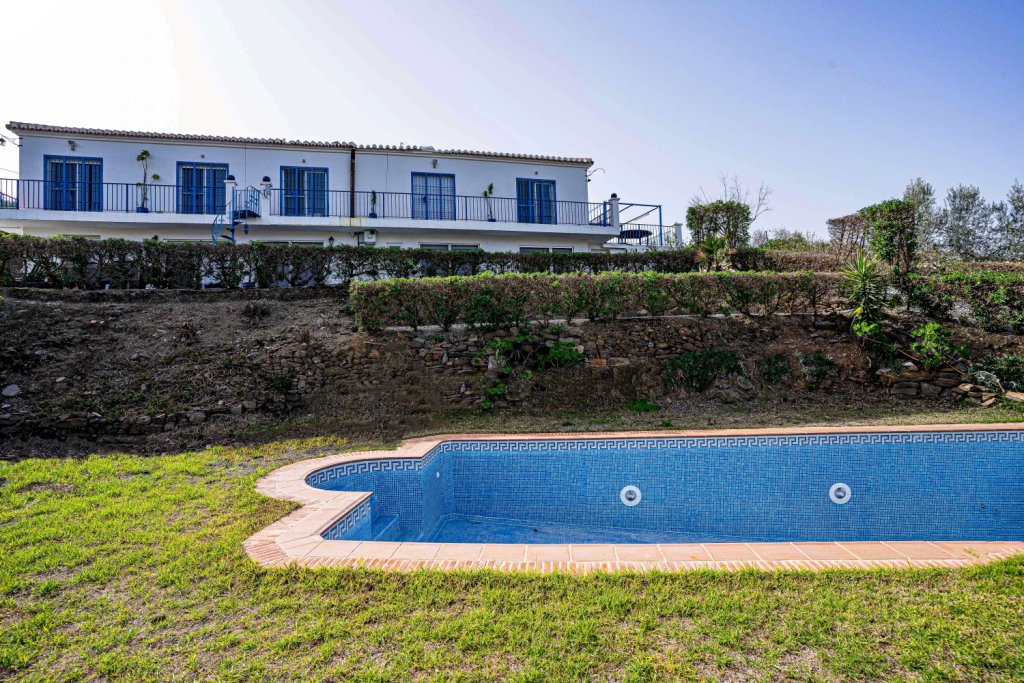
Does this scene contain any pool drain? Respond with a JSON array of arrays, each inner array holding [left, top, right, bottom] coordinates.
[[620, 485, 642, 507], [829, 482, 851, 505]]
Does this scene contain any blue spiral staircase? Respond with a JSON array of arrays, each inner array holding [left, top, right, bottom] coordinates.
[[211, 186, 261, 243]]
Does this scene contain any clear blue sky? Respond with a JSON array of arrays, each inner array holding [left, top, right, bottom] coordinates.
[[1, 0, 1021, 236]]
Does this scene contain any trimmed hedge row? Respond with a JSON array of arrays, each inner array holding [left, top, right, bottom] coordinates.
[[0, 235, 843, 290], [350, 271, 847, 332], [911, 270, 1024, 333]]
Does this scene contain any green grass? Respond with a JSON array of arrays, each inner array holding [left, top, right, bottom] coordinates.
[[2, 439, 1024, 681]]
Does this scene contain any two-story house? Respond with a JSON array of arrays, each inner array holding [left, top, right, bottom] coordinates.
[[0, 122, 664, 252]]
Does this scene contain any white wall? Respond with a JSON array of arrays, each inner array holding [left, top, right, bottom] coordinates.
[[18, 134, 350, 191], [354, 151, 590, 204], [18, 133, 592, 204]]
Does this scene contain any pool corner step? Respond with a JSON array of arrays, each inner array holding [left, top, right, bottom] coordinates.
[[371, 515, 401, 542]]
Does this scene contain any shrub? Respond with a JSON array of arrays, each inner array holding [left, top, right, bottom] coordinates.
[[909, 271, 1024, 333], [799, 351, 838, 389], [350, 271, 846, 332], [971, 354, 1024, 392], [909, 322, 967, 368], [860, 199, 918, 300], [756, 354, 792, 383], [662, 349, 741, 393], [626, 399, 661, 412]]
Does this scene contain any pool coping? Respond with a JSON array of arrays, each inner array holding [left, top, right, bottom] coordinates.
[[245, 423, 1024, 572]]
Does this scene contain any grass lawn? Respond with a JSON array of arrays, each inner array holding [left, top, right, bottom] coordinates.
[[2, 437, 1023, 682]]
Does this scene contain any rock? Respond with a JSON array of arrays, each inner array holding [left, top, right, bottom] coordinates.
[[242, 400, 257, 411], [957, 383, 975, 393], [1, 385, 21, 398], [55, 377, 66, 383], [920, 382, 943, 397], [1004, 391, 1024, 403], [981, 397, 998, 407], [890, 386, 919, 396]]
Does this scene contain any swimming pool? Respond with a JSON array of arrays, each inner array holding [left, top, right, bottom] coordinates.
[[306, 430, 1024, 545]]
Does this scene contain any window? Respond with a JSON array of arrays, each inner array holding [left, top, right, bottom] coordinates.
[[411, 173, 455, 220], [44, 156, 103, 211], [281, 167, 328, 217], [419, 243, 479, 251], [177, 162, 228, 215], [519, 246, 571, 254], [516, 178, 556, 224]]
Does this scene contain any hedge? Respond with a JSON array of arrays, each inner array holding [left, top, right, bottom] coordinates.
[[910, 270, 1024, 333], [350, 271, 847, 332], [0, 235, 844, 290]]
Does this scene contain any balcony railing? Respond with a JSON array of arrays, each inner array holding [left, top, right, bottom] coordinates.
[[268, 189, 612, 227], [0, 178, 226, 215], [0, 179, 664, 243]]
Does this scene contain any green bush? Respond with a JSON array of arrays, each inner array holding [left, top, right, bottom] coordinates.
[[910, 322, 968, 368], [972, 354, 1024, 392], [626, 399, 662, 412], [662, 349, 741, 392], [755, 354, 792, 383], [350, 271, 846, 332], [909, 271, 1024, 333], [799, 351, 838, 389]]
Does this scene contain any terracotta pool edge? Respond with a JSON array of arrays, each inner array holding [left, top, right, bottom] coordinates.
[[244, 423, 1024, 573]]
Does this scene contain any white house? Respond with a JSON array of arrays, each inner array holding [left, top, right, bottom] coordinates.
[[0, 122, 664, 252]]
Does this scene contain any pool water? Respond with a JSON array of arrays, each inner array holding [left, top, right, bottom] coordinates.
[[307, 432, 1024, 544]]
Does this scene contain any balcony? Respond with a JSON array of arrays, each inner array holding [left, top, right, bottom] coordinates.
[[0, 179, 665, 245], [0, 178, 225, 214]]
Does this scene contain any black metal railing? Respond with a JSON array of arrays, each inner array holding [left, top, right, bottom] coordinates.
[[0, 178, 223, 214], [0, 179, 663, 242], [268, 189, 610, 227]]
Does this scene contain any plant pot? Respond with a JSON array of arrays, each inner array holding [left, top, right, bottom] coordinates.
[[369, 212, 378, 218], [136, 207, 150, 213]]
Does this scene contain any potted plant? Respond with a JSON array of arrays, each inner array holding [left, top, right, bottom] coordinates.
[[369, 190, 378, 218], [483, 183, 496, 221], [135, 150, 160, 213]]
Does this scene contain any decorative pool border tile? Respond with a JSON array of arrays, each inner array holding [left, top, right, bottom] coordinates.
[[245, 424, 1024, 573]]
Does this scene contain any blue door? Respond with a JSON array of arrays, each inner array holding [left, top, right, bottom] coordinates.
[[44, 156, 103, 211], [411, 173, 455, 220], [516, 179, 556, 224], [281, 167, 328, 217], [178, 162, 227, 214]]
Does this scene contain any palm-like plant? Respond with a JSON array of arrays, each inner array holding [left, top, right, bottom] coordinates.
[[696, 236, 729, 272], [843, 253, 886, 320]]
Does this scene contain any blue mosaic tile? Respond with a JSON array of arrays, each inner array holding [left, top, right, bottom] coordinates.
[[315, 431, 1024, 544]]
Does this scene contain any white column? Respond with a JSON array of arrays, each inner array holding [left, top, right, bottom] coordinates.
[[609, 193, 621, 231]]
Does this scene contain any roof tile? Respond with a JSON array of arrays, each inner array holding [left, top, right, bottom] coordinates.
[[6, 121, 593, 165]]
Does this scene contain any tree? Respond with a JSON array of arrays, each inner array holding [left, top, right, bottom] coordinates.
[[685, 200, 752, 249], [903, 178, 940, 250], [1003, 180, 1024, 260], [687, 175, 772, 249], [936, 185, 1000, 260], [860, 199, 917, 299]]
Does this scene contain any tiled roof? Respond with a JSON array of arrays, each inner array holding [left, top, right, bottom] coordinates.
[[6, 121, 593, 165]]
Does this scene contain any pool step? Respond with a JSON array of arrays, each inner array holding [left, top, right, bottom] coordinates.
[[371, 515, 401, 542]]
